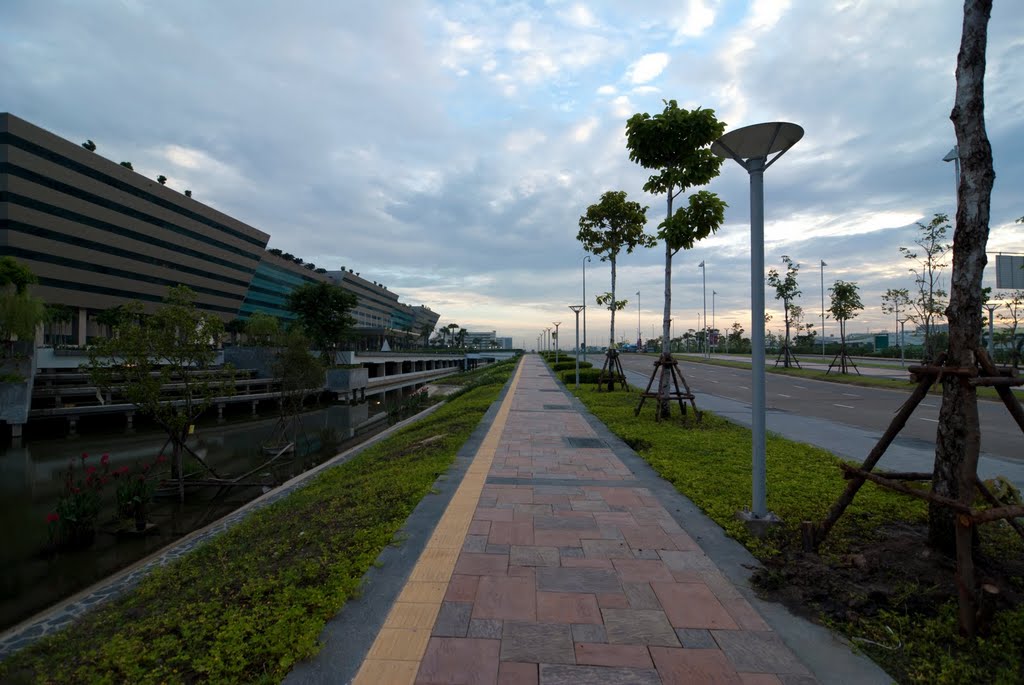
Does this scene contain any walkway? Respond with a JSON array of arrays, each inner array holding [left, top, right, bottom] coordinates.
[[290, 355, 889, 684]]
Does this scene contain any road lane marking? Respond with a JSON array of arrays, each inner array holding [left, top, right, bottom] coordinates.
[[738, 385, 749, 390], [777, 393, 792, 398], [919, 418, 939, 423], [793, 385, 808, 389], [842, 393, 860, 397], [834, 403, 855, 409], [709, 379, 720, 383]]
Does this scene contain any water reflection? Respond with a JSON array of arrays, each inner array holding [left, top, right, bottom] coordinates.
[[0, 401, 386, 631]]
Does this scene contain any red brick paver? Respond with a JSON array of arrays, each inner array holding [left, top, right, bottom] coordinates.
[[406, 355, 816, 684]]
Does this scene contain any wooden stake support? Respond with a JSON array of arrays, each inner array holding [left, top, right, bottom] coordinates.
[[597, 349, 629, 392], [634, 354, 701, 421], [774, 344, 801, 369], [826, 343, 860, 375]]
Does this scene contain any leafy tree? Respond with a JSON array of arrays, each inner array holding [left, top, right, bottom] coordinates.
[[728, 322, 744, 351], [245, 312, 280, 346], [0, 258, 44, 353], [225, 318, 246, 344], [881, 288, 912, 345], [766, 256, 802, 367], [81, 140, 96, 152], [281, 252, 295, 261], [45, 304, 76, 345], [419, 323, 433, 347], [157, 175, 167, 185], [900, 213, 950, 361], [828, 280, 863, 356], [446, 323, 459, 348], [0, 256, 37, 295], [269, 328, 325, 448], [119, 161, 133, 170], [314, 268, 327, 274], [996, 290, 1023, 369], [95, 306, 129, 338], [577, 190, 652, 350], [184, 189, 192, 198], [626, 101, 726, 375], [286, 282, 356, 365], [87, 286, 232, 501], [304, 263, 316, 271], [268, 248, 283, 257]]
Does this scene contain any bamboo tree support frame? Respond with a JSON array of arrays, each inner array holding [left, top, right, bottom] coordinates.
[[773, 343, 801, 369], [826, 343, 860, 375], [634, 354, 701, 421]]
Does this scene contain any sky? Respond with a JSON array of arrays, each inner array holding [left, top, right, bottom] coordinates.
[[3, 0, 1023, 349]]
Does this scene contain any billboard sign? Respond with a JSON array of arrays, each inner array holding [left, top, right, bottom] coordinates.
[[995, 254, 1024, 289]]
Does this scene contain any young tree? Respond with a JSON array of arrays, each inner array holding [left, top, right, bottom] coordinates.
[[0, 258, 45, 354], [119, 161, 133, 170], [577, 190, 652, 354], [81, 140, 96, 152], [900, 214, 951, 361], [881, 288, 913, 347], [626, 101, 726, 415], [828, 281, 863, 373], [157, 175, 167, 185], [996, 290, 1023, 369], [767, 256, 802, 367], [929, 0, 995, 637], [245, 311, 280, 346], [87, 286, 233, 501], [184, 189, 192, 198], [286, 282, 356, 365]]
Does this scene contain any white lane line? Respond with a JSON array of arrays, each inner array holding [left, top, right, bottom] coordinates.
[[919, 418, 939, 423], [921, 403, 936, 408], [709, 379, 720, 384], [793, 385, 808, 389], [777, 393, 792, 398], [842, 392, 860, 397], [738, 385, 749, 390], [834, 403, 855, 409]]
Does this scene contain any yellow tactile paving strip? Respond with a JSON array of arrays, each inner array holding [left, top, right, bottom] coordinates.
[[352, 359, 524, 685]]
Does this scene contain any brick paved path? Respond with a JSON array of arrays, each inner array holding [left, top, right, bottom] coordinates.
[[355, 355, 817, 684]]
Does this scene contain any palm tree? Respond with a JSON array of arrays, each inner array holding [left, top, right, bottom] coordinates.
[[447, 323, 459, 348]]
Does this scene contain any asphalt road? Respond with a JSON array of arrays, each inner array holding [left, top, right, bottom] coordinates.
[[616, 354, 1023, 464]]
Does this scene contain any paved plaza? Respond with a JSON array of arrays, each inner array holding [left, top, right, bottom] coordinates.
[[290, 355, 889, 684]]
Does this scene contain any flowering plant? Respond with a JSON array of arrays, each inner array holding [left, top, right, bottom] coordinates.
[[114, 455, 163, 523], [51, 452, 110, 547]]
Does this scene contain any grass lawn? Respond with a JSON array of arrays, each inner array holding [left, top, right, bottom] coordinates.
[[568, 380, 1024, 684], [0, 359, 517, 685]]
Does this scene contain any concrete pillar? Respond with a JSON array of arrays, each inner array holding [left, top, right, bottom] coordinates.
[[251, 400, 259, 416], [77, 308, 88, 346], [217, 403, 225, 423], [68, 416, 78, 436], [125, 412, 134, 433]]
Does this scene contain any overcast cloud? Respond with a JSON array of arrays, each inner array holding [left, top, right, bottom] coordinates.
[[2, 0, 1022, 347]]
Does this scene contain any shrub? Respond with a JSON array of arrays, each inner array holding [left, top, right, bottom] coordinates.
[[551, 361, 593, 372], [558, 368, 602, 384]]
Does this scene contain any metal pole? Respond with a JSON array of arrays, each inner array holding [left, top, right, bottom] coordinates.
[[699, 262, 708, 358], [712, 290, 716, 355], [553, 322, 561, 364], [636, 291, 641, 349], [984, 305, 997, 359], [582, 255, 590, 362], [570, 305, 584, 389], [749, 158, 768, 518], [820, 260, 826, 358], [900, 319, 906, 368]]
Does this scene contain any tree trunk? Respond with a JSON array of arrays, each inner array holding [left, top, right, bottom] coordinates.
[[928, 0, 994, 570], [610, 257, 617, 348], [783, 302, 791, 367], [659, 189, 674, 418], [174, 438, 185, 504]]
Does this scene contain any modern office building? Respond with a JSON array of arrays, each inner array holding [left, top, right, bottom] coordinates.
[[0, 112, 440, 347]]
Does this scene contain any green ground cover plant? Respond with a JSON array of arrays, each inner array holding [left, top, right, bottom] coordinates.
[[569, 382, 1024, 683], [0, 359, 517, 684]]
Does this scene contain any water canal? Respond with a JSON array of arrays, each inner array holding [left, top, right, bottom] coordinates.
[[0, 396, 415, 632]]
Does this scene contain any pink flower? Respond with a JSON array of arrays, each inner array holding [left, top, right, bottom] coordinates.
[[156, 454, 167, 464], [118, 466, 130, 476], [100, 454, 110, 466], [80, 452, 88, 461], [45, 512, 59, 523], [86, 465, 97, 475]]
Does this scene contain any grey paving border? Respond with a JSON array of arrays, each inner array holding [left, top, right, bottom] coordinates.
[[284, 371, 516, 685], [549, 363, 894, 685], [0, 401, 450, 662]]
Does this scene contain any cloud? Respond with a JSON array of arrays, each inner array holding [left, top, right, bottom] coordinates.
[[625, 52, 670, 84], [672, 0, 716, 42]]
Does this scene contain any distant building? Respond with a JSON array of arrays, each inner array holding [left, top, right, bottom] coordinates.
[[0, 112, 440, 348]]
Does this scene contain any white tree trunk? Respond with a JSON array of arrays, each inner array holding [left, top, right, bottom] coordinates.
[[610, 257, 617, 347]]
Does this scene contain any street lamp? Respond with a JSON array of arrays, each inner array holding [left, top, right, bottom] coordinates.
[[899, 317, 910, 368], [712, 121, 803, 523], [636, 291, 641, 349], [820, 260, 827, 358], [983, 303, 998, 359], [552, 321, 561, 364], [712, 290, 717, 355], [582, 255, 591, 362], [698, 261, 707, 358], [943, 145, 960, 209], [569, 305, 584, 388]]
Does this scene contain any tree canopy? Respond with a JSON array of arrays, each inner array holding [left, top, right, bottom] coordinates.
[[286, 282, 356, 364]]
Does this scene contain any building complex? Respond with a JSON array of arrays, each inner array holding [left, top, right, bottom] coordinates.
[[0, 113, 439, 348]]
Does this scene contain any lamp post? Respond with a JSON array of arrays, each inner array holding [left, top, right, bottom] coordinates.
[[713, 121, 803, 522], [983, 304, 998, 359], [552, 321, 561, 364], [636, 291, 641, 349], [943, 145, 960, 209], [899, 317, 910, 368], [582, 255, 591, 362], [569, 305, 584, 388], [712, 290, 717, 355], [820, 260, 827, 358], [696, 312, 701, 353], [698, 261, 707, 358]]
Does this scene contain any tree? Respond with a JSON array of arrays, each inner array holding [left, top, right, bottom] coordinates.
[[95, 306, 129, 338], [286, 282, 356, 365], [87, 286, 232, 501], [626, 101, 726, 415], [446, 323, 459, 348], [157, 175, 167, 185], [245, 311, 280, 346], [185, 189, 192, 198], [900, 214, 951, 361], [419, 323, 433, 347], [996, 290, 1023, 369], [767, 256, 802, 367], [0, 256, 37, 295], [930, 0, 995, 636], [577, 190, 652, 352], [81, 140, 96, 152], [45, 304, 76, 345], [881, 288, 913, 347], [268, 328, 325, 450], [728, 322, 744, 351], [119, 161, 133, 170], [828, 281, 863, 373], [0, 258, 44, 354], [225, 318, 246, 345], [268, 248, 283, 256]]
